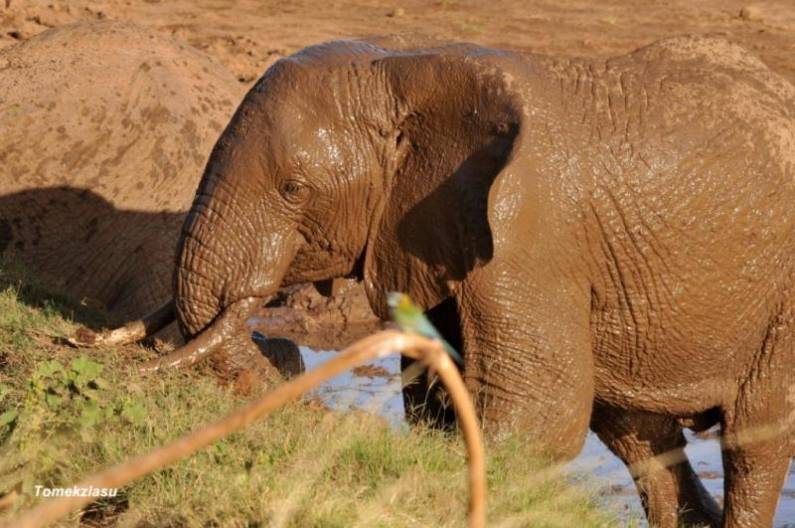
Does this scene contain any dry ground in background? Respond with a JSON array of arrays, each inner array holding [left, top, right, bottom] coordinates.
[[2, 1, 795, 88]]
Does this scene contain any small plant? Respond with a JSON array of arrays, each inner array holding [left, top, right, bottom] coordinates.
[[0, 356, 147, 503], [23, 357, 145, 431], [15, 356, 146, 433]]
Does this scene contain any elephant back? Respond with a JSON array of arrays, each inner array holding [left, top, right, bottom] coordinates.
[[0, 21, 243, 321]]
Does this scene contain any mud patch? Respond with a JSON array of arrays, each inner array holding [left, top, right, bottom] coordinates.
[[249, 280, 382, 351], [351, 364, 391, 378]]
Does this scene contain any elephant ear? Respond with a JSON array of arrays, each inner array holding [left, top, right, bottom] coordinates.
[[362, 51, 528, 318]]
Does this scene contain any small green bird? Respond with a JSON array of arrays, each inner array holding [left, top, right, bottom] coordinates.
[[387, 292, 464, 366]]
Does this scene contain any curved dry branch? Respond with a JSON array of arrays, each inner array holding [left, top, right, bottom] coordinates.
[[67, 301, 175, 348], [7, 330, 486, 528]]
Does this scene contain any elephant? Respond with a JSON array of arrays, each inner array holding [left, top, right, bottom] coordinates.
[[0, 20, 242, 325], [127, 34, 794, 527]]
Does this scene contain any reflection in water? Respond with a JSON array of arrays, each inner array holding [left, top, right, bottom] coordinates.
[[299, 346, 795, 527]]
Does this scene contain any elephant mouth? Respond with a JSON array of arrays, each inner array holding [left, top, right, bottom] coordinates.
[[139, 296, 264, 373]]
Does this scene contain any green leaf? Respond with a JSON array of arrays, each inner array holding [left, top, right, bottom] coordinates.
[[79, 400, 103, 428], [0, 409, 18, 426], [37, 360, 66, 379], [44, 393, 62, 409], [121, 400, 146, 426], [70, 357, 103, 386]]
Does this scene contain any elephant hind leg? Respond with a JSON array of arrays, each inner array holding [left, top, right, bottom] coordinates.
[[720, 443, 789, 528], [720, 307, 792, 528], [591, 404, 721, 528]]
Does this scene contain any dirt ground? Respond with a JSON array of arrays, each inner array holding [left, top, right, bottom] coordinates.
[[3, 0, 795, 89]]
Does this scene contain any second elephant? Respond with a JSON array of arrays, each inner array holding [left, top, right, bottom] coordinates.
[[0, 21, 242, 323]]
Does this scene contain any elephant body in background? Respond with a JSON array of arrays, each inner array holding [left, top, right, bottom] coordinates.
[[172, 35, 794, 527], [0, 21, 242, 323]]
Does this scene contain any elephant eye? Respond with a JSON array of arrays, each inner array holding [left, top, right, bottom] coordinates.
[[279, 179, 310, 204]]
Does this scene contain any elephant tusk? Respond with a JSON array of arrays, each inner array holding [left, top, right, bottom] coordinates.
[[6, 330, 485, 528], [138, 297, 260, 373], [67, 300, 176, 348]]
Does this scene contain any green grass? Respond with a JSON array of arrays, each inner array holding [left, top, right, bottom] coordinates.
[[0, 259, 624, 527]]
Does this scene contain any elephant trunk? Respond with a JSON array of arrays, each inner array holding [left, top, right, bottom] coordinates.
[[174, 171, 296, 341], [160, 185, 297, 372], [174, 211, 231, 339], [139, 296, 259, 372]]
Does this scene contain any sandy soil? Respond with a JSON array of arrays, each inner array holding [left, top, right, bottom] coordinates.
[[3, 1, 795, 88]]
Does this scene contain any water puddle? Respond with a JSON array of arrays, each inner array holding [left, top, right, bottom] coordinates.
[[299, 346, 795, 527]]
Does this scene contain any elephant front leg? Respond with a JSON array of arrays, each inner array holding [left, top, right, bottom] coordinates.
[[591, 404, 721, 528], [457, 272, 594, 459]]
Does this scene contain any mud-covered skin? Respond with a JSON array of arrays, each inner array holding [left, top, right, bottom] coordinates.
[[176, 35, 794, 527], [0, 21, 242, 323]]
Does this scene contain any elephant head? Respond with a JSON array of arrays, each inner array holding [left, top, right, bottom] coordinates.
[[175, 38, 526, 344]]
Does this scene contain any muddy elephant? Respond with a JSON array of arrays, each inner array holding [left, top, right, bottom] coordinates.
[[0, 21, 242, 324], [137, 35, 794, 526]]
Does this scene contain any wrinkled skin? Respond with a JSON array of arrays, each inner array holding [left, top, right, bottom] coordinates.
[[175, 34, 794, 527], [0, 21, 242, 323]]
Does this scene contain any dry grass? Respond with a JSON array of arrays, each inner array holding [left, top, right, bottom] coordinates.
[[0, 259, 623, 527]]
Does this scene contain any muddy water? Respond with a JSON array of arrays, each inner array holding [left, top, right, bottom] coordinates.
[[298, 347, 795, 527]]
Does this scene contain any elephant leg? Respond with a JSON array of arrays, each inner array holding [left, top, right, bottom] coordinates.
[[400, 297, 461, 430], [458, 270, 594, 459], [591, 404, 721, 528], [720, 441, 789, 528], [720, 309, 792, 527]]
